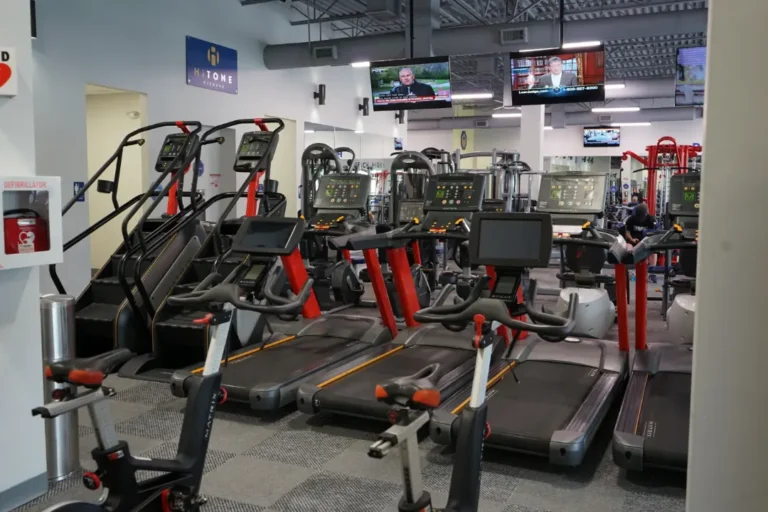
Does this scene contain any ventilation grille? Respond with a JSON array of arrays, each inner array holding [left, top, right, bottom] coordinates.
[[598, 114, 613, 123], [475, 120, 490, 128], [499, 27, 528, 45], [313, 46, 338, 60]]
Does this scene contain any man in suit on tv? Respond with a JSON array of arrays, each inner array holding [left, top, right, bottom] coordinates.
[[390, 68, 436, 97], [526, 57, 578, 89]]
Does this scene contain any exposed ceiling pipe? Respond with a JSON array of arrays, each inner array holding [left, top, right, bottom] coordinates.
[[264, 9, 708, 69]]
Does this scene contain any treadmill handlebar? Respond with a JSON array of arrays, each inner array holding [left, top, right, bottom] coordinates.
[[167, 274, 313, 315], [413, 277, 579, 338]]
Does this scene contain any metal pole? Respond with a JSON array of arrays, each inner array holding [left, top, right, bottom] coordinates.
[[40, 295, 79, 482]]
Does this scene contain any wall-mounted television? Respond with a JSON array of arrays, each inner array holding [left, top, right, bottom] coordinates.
[[370, 56, 452, 111], [584, 127, 620, 147], [510, 47, 606, 106], [675, 46, 706, 106]]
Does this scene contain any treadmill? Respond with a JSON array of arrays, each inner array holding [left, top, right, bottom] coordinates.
[[297, 173, 509, 421], [612, 173, 700, 471], [430, 214, 631, 467], [169, 198, 394, 411]]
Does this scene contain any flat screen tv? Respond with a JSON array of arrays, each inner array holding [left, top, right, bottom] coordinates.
[[584, 127, 620, 147], [370, 56, 452, 111], [510, 47, 606, 106], [675, 46, 706, 106]]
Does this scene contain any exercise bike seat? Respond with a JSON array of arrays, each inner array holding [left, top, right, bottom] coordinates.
[[45, 348, 135, 388], [375, 363, 443, 410]]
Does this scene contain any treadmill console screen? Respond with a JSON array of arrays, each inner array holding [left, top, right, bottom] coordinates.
[[398, 200, 424, 224], [231, 218, 303, 256], [314, 175, 370, 210], [668, 174, 700, 217], [234, 131, 275, 172], [537, 174, 607, 214], [155, 133, 199, 172], [469, 213, 553, 268], [424, 174, 485, 212]]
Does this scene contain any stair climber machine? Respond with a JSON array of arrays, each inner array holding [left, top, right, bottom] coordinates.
[[359, 151, 435, 315], [612, 173, 700, 472], [369, 212, 580, 512], [61, 121, 211, 358], [298, 173, 515, 421], [165, 212, 396, 411], [34, 243, 312, 511], [119, 119, 288, 381], [335, 146, 356, 173], [453, 148, 533, 213], [300, 142, 346, 220], [430, 213, 632, 467]]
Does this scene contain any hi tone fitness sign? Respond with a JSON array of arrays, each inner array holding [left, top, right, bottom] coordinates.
[[186, 36, 238, 95], [0, 47, 18, 97]]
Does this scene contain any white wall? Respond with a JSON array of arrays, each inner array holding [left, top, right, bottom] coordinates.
[[407, 119, 704, 160], [85, 93, 147, 269], [33, 0, 401, 296], [0, 0, 47, 508]]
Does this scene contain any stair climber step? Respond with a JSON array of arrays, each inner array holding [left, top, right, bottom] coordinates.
[[157, 310, 208, 331], [110, 252, 159, 276], [91, 276, 136, 304], [75, 303, 120, 357], [191, 256, 242, 279]]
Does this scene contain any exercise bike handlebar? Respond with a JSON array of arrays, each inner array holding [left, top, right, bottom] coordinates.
[[413, 277, 580, 338], [167, 276, 314, 315]]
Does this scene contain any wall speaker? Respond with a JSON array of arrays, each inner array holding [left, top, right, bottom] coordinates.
[[313, 84, 326, 105], [359, 97, 370, 116]]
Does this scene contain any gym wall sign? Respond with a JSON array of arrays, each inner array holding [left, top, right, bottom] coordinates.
[[0, 47, 18, 97], [186, 36, 238, 95]]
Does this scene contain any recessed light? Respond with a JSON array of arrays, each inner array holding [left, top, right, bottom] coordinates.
[[304, 130, 315, 134], [492, 112, 522, 118], [544, 126, 554, 130], [519, 47, 559, 53], [591, 107, 641, 113], [355, 130, 364, 134], [610, 122, 652, 127], [562, 41, 602, 49], [452, 92, 494, 100], [350, 61, 370, 68], [604, 83, 626, 90]]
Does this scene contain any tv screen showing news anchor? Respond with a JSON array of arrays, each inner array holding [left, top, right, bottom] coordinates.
[[675, 47, 706, 106], [510, 47, 606, 106], [370, 56, 452, 111]]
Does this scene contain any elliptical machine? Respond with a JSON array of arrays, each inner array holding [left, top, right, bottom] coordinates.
[[368, 212, 580, 512], [34, 227, 313, 511]]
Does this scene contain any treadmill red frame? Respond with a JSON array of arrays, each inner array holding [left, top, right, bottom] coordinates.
[[280, 248, 321, 319]]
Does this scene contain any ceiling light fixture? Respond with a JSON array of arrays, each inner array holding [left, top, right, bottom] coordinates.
[[591, 107, 640, 113], [610, 122, 652, 127], [562, 41, 602, 49], [350, 61, 371, 68], [492, 112, 522, 118], [544, 126, 554, 130], [604, 83, 626, 90], [304, 130, 316, 134], [452, 92, 494, 100], [355, 130, 364, 134], [519, 47, 559, 53]]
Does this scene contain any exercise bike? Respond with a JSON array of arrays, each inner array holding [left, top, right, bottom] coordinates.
[[369, 276, 579, 512], [34, 272, 312, 511]]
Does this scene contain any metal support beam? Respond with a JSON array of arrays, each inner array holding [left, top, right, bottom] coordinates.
[[510, 0, 548, 21], [290, 11, 367, 26], [451, 0, 490, 24], [406, 0, 441, 58]]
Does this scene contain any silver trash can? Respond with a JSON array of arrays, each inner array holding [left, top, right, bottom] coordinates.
[[40, 295, 80, 482]]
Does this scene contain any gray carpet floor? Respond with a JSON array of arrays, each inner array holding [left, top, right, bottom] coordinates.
[[12, 268, 687, 512]]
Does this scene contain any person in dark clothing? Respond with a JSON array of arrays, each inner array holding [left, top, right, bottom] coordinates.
[[390, 68, 436, 97], [621, 203, 658, 277]]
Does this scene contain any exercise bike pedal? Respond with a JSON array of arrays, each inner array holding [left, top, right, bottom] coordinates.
[[217, 387, 228, 405]]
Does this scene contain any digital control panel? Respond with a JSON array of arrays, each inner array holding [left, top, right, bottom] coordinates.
[[537, 174, 607, 214], [668, 174, 700, 217], [398, 200, 424, 224], [155, 133, 199, 172], [314, 175, 370, 210], [482, 199, 505, 213], [309, 212, 350, 230], [234, 131, 276, 172], [423, 174, 485, 212]]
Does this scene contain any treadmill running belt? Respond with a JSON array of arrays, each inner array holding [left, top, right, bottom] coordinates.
[[221, 336, 357, 401], [638, 372, 691, 469], [315, 346, 474, 419], [483, 361, 599, 455]]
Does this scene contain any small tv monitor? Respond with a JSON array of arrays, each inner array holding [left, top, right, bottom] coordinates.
[[510, 47, 606, 106], [370, 56, 452, 111], [675, 47, 706, 106], [584, 127, 620, 147], [394, 137, 403, 151]]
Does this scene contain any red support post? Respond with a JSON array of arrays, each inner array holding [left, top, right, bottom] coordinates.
[[341, 249, 351, 263], [363, 248, 398, 338], [280, 248, 321, 319], [635, 260, 649, 351], [614, 263, 630, 353], [387, 246, 420, 328], [410, 241, 422, 265], [245, 170, 265, 217]]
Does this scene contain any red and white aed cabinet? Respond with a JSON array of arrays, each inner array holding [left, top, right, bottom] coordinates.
[[0, 176, 63, 270]]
